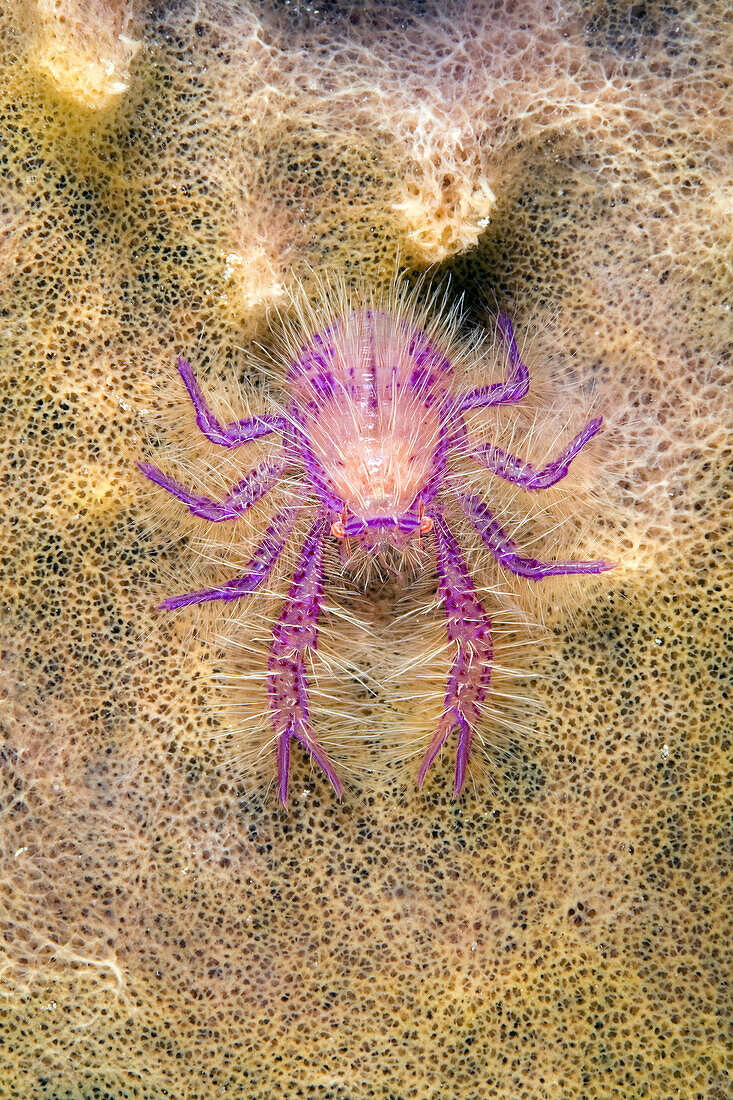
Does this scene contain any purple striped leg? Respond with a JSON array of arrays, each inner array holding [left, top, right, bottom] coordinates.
[[418, 515, 493, 796], [267, 513, 343, 806], [137, 456, 287, 522], [461, 494, 615, 578], [177, 358, 287, 447], [157, 507, 300, 610], [456, 314, 530, 412], [471, 416, 603, 491]]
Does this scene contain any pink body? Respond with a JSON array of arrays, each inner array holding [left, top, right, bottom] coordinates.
[[139, 294, 611, 804], [287, 309, 453, 545]]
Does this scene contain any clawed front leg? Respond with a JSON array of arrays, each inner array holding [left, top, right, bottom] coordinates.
[[461, 493, 615, 578], [418, 515, 493, 796], [470, 416, 603, 490], [177, 358, 287, 447], [267, 513, 343, 806], [137, 456, 286, 521], [457, 314, 530, 412]]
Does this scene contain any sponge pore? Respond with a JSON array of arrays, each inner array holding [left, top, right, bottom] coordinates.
[[0, 1, 731, 1098]]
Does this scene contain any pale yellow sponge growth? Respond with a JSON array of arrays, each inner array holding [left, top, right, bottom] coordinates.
[[27, 0, 141, 110], [0, 1, 731, 1098]]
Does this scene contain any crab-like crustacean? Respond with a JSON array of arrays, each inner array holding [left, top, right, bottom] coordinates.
[[139, 287, 613, 804]]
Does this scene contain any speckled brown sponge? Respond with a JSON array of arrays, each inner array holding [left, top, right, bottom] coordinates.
[[0, 1, 731, 1098]]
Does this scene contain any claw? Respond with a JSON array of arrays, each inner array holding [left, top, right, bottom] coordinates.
[[267, 513, 343, 805], [419, 515, 493, 795], [276, 718, 344, 807], [417, 646, 490, 797]]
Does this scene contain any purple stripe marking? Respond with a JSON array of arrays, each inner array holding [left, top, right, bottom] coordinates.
[[157, 506, 300, 610], [456, 314, 530, 412], [137, 456, 286, 523], [471, 416, 603, 491], [177, 358, 286, 447], [461, 493, 615, 578]]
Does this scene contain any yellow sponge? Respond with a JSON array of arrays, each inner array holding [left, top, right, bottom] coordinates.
[[0, 1, 730, 1097]]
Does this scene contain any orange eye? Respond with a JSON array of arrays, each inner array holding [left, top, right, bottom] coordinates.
[[419, 515, 434, 534], [331, 520, 346, 538]]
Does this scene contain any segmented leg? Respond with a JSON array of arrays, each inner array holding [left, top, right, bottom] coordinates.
[[418, 514, 493, 796], [177, 358, 287, 447], [267, 513, 342, 806], [456, 314, 530, 412], [137, 456, 287, 522], [461, 493, 615, 578], [157, 507, 300, 610], [470, 416, 603, 491]]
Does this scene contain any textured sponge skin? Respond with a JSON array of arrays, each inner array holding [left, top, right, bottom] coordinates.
[[0, 2, 731, 1099]]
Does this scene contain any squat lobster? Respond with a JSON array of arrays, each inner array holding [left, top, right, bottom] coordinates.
[[139, 292, 613, 804]]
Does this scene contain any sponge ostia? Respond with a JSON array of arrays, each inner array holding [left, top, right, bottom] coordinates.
[[0, 2, 730, 1098]]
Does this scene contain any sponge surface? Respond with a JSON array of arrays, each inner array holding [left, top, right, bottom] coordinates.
[[0, 2, 730, 1098]]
